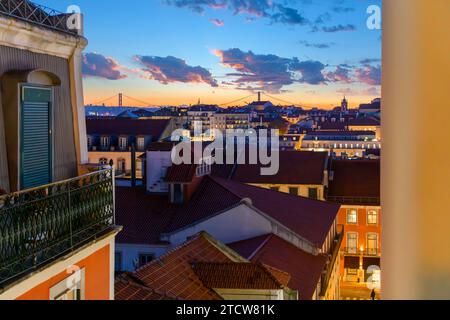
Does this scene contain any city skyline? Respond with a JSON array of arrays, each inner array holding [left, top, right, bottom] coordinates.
[[40, 0, 381, 108]]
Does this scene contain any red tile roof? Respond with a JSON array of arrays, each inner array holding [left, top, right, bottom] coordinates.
[[230, 151, 328, 185], [86, 118, 170, 137], [192, 262, 284, 290], [128, 232, 246, 300], [115, 187, 177, 245], [228, 234, 328, 300], [165, 164, 197, 183], [165, 176, 340, 246], [327, 159, 380, 205], [115, 275, 175, 300]]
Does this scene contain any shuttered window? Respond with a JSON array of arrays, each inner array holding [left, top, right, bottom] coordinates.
[[20, 86, 52, 190]]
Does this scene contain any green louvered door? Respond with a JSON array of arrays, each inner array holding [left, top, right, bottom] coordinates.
[[20, 86, 52, 190]]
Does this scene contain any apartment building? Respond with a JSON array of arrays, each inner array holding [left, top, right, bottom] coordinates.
[[327, 159, 381, 283], [0, 0, 119, 300], [86, 117, 174, 177], [302, 131, 381, 158]]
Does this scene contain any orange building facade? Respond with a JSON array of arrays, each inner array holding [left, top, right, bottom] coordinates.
[[338, 206, 381, 282]]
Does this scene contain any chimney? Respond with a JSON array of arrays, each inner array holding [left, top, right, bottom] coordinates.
[[258, 91, 261, 102]]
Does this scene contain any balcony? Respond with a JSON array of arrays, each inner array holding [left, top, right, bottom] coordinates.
[[0, 0, 79, 35], [343, 247, 381, 257], [0, 169, 115, 288]]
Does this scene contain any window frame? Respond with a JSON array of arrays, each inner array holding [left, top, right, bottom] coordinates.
[[367, 209, 379, 226], [138, 253, 155, 268], [346, 232, 358, 254], [347, 208, 358, 225]]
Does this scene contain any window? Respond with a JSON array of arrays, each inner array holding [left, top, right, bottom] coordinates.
[[50, 268, 85, 300], [118, 137, 128, 150], [367, 233, 379, 255], [347, 209, 358, 224], [308, 188, 318, 200], [99, 158, 108, 165], [139, 253, 155, 267], [115, 252, 123, 272], [100, 136, 110, 149], [137, 137, 145, 150], [347, 233, 358, 254], [289, 187, 299, 196], [270, 186, 280, 192], [367, 210, 378, 225], [117, 158, 126, 174]]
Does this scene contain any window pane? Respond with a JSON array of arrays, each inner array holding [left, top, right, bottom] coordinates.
[[347, 209, 358, 224]]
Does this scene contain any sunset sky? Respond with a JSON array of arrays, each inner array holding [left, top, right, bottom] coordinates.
[[41, 0, 381, 108]]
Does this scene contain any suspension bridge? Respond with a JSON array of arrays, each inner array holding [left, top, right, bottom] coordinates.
[[87, 92, 304, 108]]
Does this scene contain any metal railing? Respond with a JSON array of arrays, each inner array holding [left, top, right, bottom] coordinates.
[[343, 247, 381, 257], [0, 169, 115, 288], [326, 196, 380, 206], [0, 0, 78, 35]]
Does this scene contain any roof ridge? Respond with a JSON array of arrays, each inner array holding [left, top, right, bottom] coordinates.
[[211, 175, 338, 206], [248, 234, 273, 260]]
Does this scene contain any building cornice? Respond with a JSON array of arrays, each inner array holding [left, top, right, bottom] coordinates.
[[0, 15, 87, 59]]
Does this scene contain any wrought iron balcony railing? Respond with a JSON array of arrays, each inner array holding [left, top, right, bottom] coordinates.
[[0, 169, 115, 288], [343, 247, 381, 257], [0, 0, 79, 35]]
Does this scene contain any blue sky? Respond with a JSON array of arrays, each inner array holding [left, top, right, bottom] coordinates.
[[39, 0, 381, 108]]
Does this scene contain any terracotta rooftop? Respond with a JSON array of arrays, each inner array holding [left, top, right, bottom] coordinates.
[[115, 275, 175, 300], [115, 187, 177, 245], [229, 151, 328, 185], [86, 118, 170, 137], [228, 234, 328, 300], [327, 159, 380, 205], [123, 232, 246, 300], [165, 176, 340, 246], [192, 262, 285, 290]]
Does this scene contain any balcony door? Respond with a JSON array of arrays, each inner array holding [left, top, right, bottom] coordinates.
[[20, 86, 52, 190]]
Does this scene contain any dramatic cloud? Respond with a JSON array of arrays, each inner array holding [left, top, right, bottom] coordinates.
[[214, 48, 294, 93], [213, 48, 332, 92], [209, 18, 225, 26], [135, 55, 218, 87], [82, 53, 127, 80], [290, 59, 327, 85], [321, 24, 356, 32], [355, 65, 381, 85], [299, 40, 335, 49], [165, 0, 309, 25], [326, 64, 353, 83], [164, 0, 271, 16], [271, 4, 309, 25]]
